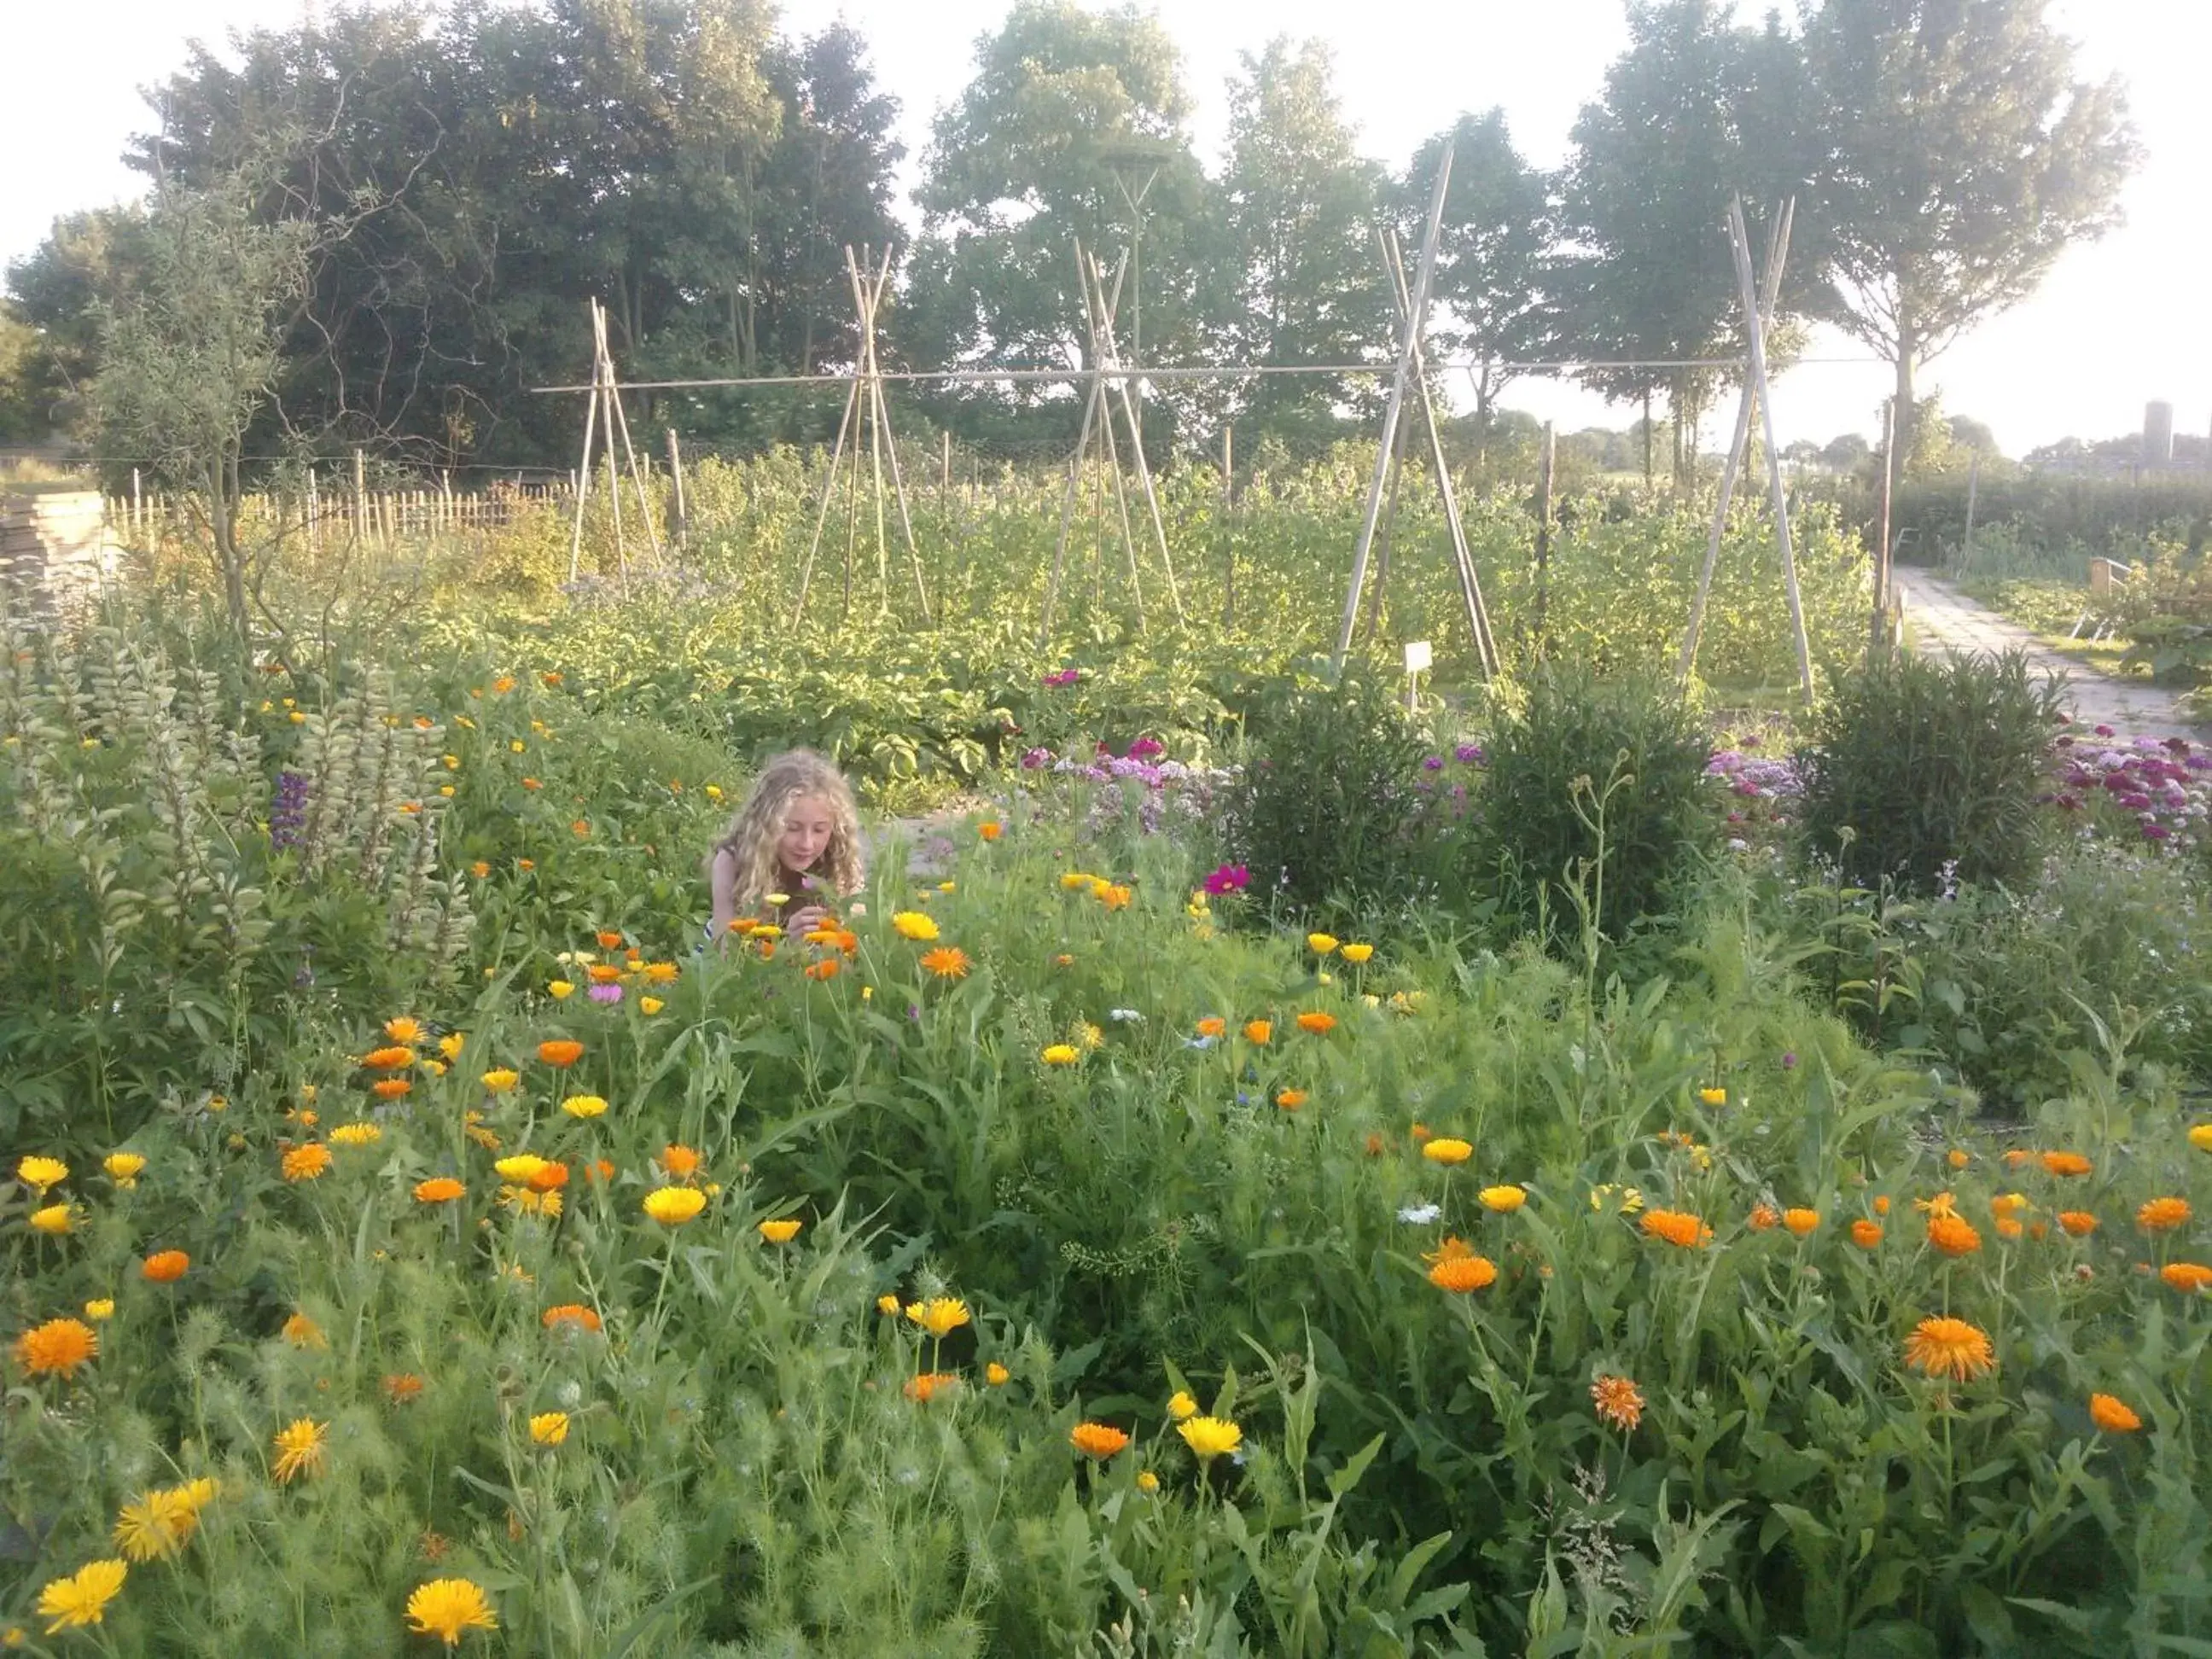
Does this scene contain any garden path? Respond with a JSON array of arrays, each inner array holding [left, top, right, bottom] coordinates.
[[1891, 566, 2203, 739]]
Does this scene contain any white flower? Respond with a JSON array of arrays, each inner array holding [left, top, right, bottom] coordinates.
[[1109, 1008, 1144, 1023], [1397, 1202, 1441, 1225], [1184, 1035, 1216, 1051]]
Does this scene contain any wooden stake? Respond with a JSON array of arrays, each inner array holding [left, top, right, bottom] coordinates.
[[1960, 450, 1979, 573], [1221, 424, 1234, 627], [568, 306, 600, 582], [1533, 422, 1555, 650], [1874, 399, 1895, 654], [795, 373, 864, 621], [666, 428, 687, 545]]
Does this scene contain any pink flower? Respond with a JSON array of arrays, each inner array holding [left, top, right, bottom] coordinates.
[[1203, 863, 1249, 896]]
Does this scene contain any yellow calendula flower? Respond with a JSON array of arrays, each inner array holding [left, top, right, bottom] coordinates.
[[439, 1033, 465, 1061], [30, 1204, 76, 1236], [1178, 1416, 1243, 1460], [891, 911, 940, 942], [562, 1095, 608, 1119], [876, 1294, 900, 1315], [905, 1297, 972, 1337], [271, 1417, 329, 1483], [1167, 1390, 1198, 1421], [1421, 1138, 1473, 1166], [405, 1577, 498, 1645], [34, 1559, 127, 1633], [1138, 1469, 1161, 1492], [330, 1122, 381, 1147], [1339, 943, 1374, 963], [1480, 1185, 1528, 1213], [986, 1362, 1010, 1386], [639, 996, 666, 1016], [547, 980, 575, 1000], [17, 1156, 68, 1193], [1698, 1087, 1726, 1106], [1041, 1044, 1080, 1066], [84, 1299, 114, 1321], [103, 1152, 147, 1187], [642, 1186, 707, 1225], [758, 1218, 803, 1243], [528, 1412, 568, 1447], [1307, 933, 1338, 955], [481, 1069, 520, 1092]]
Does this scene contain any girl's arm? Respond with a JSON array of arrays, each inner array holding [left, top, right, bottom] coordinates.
[[708, 847, 740, 949]]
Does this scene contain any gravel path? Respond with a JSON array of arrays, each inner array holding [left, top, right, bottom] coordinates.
[[1892, 566, 2202, 740]]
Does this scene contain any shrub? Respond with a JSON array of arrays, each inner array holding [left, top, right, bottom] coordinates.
[[1219, 667, 1432, 917], [1473, 665, 1713, 946], [1798, 648, 2064, 894]]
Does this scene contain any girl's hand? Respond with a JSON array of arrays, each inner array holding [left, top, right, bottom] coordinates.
[[787, 905, 830, 938]]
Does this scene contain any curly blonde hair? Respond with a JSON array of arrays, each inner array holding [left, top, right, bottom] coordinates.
[[706, 749, 865, 910]]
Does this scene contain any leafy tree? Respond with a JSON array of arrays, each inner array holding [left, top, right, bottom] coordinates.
[[1558, 2, 1807, 486], [905, 3, 1210, 445], [1401, 111, 1554, 457], [0, 305, 44, 442], [1820, 431, 1871, 469], [6, 207, 148, 439], [1799, 0, 2139, 473], [1212, 38, 1390, 454]]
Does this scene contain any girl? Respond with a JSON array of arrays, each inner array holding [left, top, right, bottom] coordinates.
[[704, 749, 867, 950]]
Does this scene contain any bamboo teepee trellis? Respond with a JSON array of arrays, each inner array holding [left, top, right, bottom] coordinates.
[[567, 297, 663, 590]]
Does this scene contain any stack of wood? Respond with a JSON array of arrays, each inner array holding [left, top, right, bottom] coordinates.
[[0, 491, 120, 620]]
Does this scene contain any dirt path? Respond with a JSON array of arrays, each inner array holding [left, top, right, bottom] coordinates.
[[1892, 566, 2203, 740]]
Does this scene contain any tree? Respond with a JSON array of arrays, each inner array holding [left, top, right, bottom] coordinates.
[[1800, 0, 2139, 473], [1558, 2, 1808, 486], [906, 3, 1209, 441], [1401, 110, 1554, 461], [1213, 38, 1390, 453], [92, 155, 317, 644]]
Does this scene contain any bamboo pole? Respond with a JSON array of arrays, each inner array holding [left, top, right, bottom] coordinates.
[[1533, 422, 1555, 652], [1874, 399, 1895, 653], [567, 306, 601, 582], [793, 372, 863, 621], [1221, 424, 1235, 627], [1726, 198, 1813, 701], [1335, 148, 1452, 672], [597, 300, 663, 571], [666, 428, 688, 546], [1088, 250, 1181, 624]]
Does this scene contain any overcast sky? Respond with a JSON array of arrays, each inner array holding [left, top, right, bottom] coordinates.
[[6, 0, 2204, 456]]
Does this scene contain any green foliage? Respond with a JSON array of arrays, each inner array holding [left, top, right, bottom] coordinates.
[[1799, 649, 2064, 894], [1475, 665, 1713, 946], [1217, 668, 1433, 919]]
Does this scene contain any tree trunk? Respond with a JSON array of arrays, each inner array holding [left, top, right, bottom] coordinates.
[[1892, 324, 1918, 482], [207, 457, 249, 646]]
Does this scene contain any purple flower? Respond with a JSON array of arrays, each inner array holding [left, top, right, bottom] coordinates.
[[271, 770, 311, 850], [1454, 743, 1484, 765], [2144, 822, 2173, 841], [1041, 668, 1081, 689], [1203, 863, 1249, 896], [1780, 1051, 1798, 1070], [2094, 724, 2116, 738], [1128, 736, 1165, 761], [1422, 755, 1444, 771], [1021, 747, 1055, 770], [588, 983, 622, 1004]]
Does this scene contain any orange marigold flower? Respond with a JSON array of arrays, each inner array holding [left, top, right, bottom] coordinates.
[[2003, 1149, 2035, 1168], [282, 1143, 334, 1182], [1927, 1213, 1982, 1257], [919, 946, 971, 979], [1295, 1010, 1337, 1035], [1873, 1195, 1891, 1215], [362, 1046, 415, 1071], [1947, 1148, 1970, 1169], [1749, 1204, 1779, 1231], [383, 1372, 426, 1404], [594, 929, 624, 950], [1850, 1219, 1884, 1248], [2040, 1151, 2093, 1178], [585, 963, 622, 984], [142, 1250, 189, 1283], [1243, 1020, 1272, 1045], [1590, 1374, 1644, 1432], [2058, 1210, 2098, 1237], [542, 1303, 602, 1333], [804, 958, 842, 981], [1070, 1422, 1132, 1458], [537, 1039, 584, 1068], [413, 1178, 465, 1205], [903, 1371, 960, 1403], [282, 1312, 326, 1350], [371, 1078, 412, 1101], [978, 821, 1003, 841], [1275, 1089, 1307, 1111], [1995, 1216, 2024, 1240], [1640, 1209, 1712, 1249], [1364, 1132, 1386, 1156], [2163, 1262, 2212, 1294], [1991, 1192, 2030, 1219], [1196, 1017, 1226, 1039], [658, 1144, 701, 1181], [1784, 1208, 1820, 1237], [1903, 1316, 1996, 1382], [1429, 1253, 1499, 1292], [2088, 1393, 2142, 1433], [14, 1316, 98, 1377], [2138, 1196, 2192, 1232]]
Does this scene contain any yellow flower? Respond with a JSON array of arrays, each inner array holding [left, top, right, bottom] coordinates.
[[643, 1186, 707, 1225], [271, 1417, 329, 1483], [1479, 1184, 1528, 1213], [34, 1560, 126, 1633], [480, 1069, 520, 1092], [758, 1218, 803, 1243], [905, 1297, 972, 1337], [1060, 871, 1097, 890], [1307, 933, 1339, 955], [1137, 1470, 1161, 1493], [113, 1482, 209, 1561], [1698, 1087, 1726, 1106], [986, 1362, 1010, 1386], [2189, 1123, 2212, 1153], [1902, 1316, 1996, 1382], [438, 1033, 466, 1062], [1339, 943, 1373, 963], [548, 980, 575, 1000], [15, 1317, 97, 1377], [1590, 1374, 1645, 1433], [1784, 1208, 1820, 1237], [528, 1412, 569, 1447], [1075, 1021, 1104, 1051], [29, 1203, 75, 1236], [1041, 1044, 1080, 1066], [405, 1578, 498, 1646], [892, 911, 940, 942], [103, 1152, 147, 1187], [1167, 1390, 1198, 1421], [562, 1094, 608, 1119], [1177, 1416, 1243, 1460], [876, 1293, 900, 1315], [1421, 1138, 1473, 1166], [84, 1299, 114, 1322], [16, 1155, 67, 1193], [330, 1122, 381, 1147], [639, 996, 666, 1015], [282, 1312, 327, 1350], [282, 1143, 334, 1182]]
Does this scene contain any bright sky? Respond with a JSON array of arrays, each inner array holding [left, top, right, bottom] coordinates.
[[6, 0, 2205, 456]]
